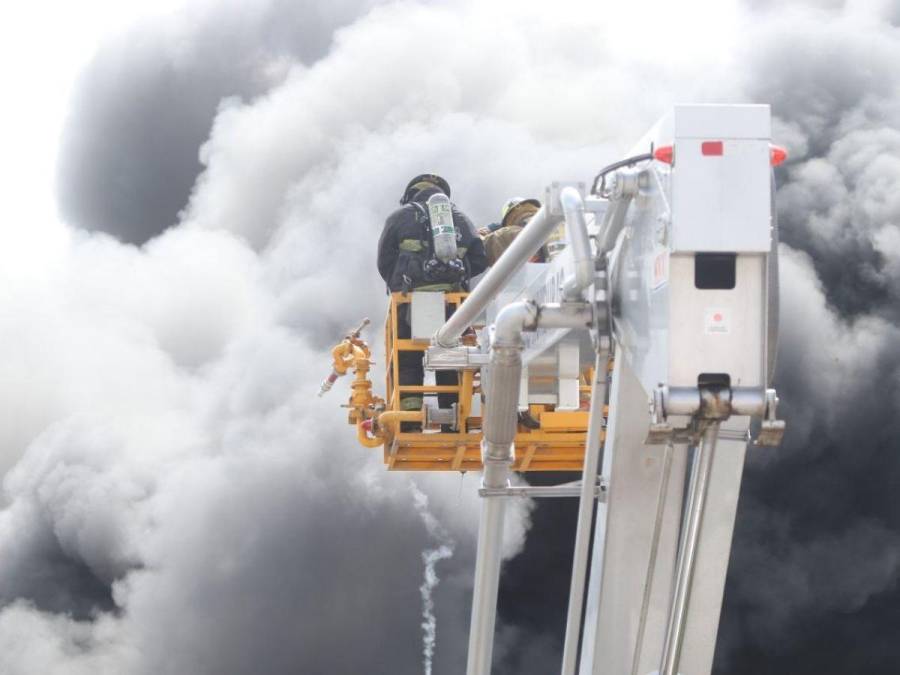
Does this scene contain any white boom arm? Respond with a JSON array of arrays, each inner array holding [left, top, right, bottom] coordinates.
[[425, 103, 785, 675]]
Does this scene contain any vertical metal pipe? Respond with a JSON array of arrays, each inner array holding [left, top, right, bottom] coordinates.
[[466, 301, 527, 675], [559, 187, 593, 300], [630, 442, 675, 675], [658, 423, 720, 675], [560, 353, 607, 675], [466, 299, 597, 675], [596, 194, 633, 258], [466, 496, 507, 675]]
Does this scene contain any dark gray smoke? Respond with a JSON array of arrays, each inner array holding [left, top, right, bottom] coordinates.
[[741, 0, 900, 318], [4, 1, 900, 674], [56, 0, 384, 245], [712, 3, 900, 672]]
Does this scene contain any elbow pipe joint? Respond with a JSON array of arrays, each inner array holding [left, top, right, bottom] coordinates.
[[481, 301, 533, 486], [377, 409, 426, 433], [357, 421, 385, 448], [480, 300, 593, 487], [560, 187, 593, 300], [492, 301, 538, 347], [434, 205, 557, 347]]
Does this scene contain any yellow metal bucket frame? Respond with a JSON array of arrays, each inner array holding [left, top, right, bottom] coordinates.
[[381, 292, 600, 472]]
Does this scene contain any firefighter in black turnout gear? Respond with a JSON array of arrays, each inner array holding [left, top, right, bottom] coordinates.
[[377, 174, 487, 428]]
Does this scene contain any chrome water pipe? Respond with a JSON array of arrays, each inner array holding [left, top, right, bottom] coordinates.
[[467, 299, 593, 675], [560, 353, 608, 675], [435, 206, 557, 347], [559, 187, 593, 300], [466, 301, 533, 675], [658, 423, 720, 675]]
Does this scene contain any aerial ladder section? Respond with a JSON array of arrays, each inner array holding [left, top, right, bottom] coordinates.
[[322, 103, 787, 675]]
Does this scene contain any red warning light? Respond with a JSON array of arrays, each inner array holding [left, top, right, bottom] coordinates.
[[654, 145, 674, 164], [770, 144, 788, 166], [713, 312, 723, 322], [702, 141, 724, 156]]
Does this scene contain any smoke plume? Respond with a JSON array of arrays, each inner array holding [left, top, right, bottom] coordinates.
[[713, 3, 900, 672], [56, 0, 386, 245], [412, 485, 456, 675]]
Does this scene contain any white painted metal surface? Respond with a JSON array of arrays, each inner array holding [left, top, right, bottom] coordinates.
[[437, 103, 784, 675], [671, 137, 771, 253], [578, 104, 775, 674], [410, 292, 447, 340], [668, 253, 767, 387], [615, 104, 773, 395], [578, 360, 749, 675], [560, 354, 608, 675]]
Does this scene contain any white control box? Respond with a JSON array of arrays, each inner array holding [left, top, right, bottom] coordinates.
[[614, 104, 775, 392]]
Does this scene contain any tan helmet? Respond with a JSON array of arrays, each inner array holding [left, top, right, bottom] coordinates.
[[500, 197, 541, 229]]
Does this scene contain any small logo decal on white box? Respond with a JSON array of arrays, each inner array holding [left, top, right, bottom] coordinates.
[[651, 249, 668, 290], [705, 307, 730, 334]]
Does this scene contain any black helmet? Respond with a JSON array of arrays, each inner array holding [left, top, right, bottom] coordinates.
[[400, 173, 451, 204]]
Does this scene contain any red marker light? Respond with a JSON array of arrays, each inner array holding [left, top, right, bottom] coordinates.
[[654, 145, 674, 164], [701, 141, 724, 156], [770, 144, 788, 166]]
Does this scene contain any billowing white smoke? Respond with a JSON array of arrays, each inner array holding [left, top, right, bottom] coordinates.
[[3, 0, 900, 673], [0, 0, 626, 672]]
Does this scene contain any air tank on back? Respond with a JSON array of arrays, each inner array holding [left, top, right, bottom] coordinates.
[[427, 192, 458, 262]]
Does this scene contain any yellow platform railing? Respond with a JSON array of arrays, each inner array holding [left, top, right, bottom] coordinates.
[[321, 293, 601, 471], [377, 292, 599, 472]]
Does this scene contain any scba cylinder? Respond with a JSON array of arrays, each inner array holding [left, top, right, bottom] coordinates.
[[427, 193, 458, 262]]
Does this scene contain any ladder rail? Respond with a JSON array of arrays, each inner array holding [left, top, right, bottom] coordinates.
[[560, 351, 609, 675]]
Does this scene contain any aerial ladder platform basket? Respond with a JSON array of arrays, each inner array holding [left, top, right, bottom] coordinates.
[[322, 103, 789, 675], [321, 289, 601, 472]]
